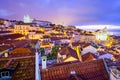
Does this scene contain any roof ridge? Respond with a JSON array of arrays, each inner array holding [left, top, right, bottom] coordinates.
[[4, 59, 13, 68], [102, 59, 110, 79]]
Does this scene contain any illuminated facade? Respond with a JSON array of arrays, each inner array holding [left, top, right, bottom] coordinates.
[[14, 24, 30, 35], [80, 34, 96, 43], [96, 27, 108, 41], [28, 31, 43, 40], [14, 24, 40, 35], [105, 36, 114, 48], [23, 15, 33, 23], [0, 19, 10, 29], [40, 27, 44, 32]]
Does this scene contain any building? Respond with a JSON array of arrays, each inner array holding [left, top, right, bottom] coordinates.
[[28, 31, 44, 40], [81, 44, 98, 55], [57, 47, 80, 63], [80, 34, 96, 43], [0, 18, 10, 28], [14, 23, 39, 35], [23, 15, 33, 23], [82, 52, 97, 62], [96, 27, 108, 41], [41, 59, 109, 80], [0, 57, 35, 80], [110, 67, 120, 80], [32, 19, 52, 27], [98, 51, 114, 60]]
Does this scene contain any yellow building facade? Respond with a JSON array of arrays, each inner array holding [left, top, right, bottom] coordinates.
[[14, 24, 30, 35]]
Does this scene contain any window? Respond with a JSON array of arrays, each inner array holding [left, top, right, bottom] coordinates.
[[1, 71, 9, 78]]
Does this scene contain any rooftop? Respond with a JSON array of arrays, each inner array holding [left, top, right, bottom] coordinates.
[[82, 52, 97, 62], [0, 56, 35, 80], [58, 47, 78, 59], [41, 59, 109, 80]]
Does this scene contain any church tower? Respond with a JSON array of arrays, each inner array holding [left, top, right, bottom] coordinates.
[[23, 15, 33, 23], [103, 27, 107, 33]]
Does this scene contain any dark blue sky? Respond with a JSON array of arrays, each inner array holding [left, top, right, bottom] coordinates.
[[0, 0, 120, 25]]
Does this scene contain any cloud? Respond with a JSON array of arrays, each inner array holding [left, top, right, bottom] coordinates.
[[0, 9, 14, 17], [76, 25, 120, 30], [19, 3, 25, 7], [0, 0, 120, 26]]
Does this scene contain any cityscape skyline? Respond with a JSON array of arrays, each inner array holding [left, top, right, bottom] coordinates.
[[0, 1, 120, 79], [0, 0, 120, 26]]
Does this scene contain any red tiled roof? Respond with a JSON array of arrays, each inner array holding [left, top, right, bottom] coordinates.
[[68, 74, 82, 80], [51, 60, 79, 67], [82, 43, 91, 48], [12, 57, 35, 80], [0, 45, 11, 52], [72, 42, 80, 47], [0, 34, 24, 42], [41, 59, 109, 80], [82, 52, 97, 62], [58, 47, 78, 59], [9, 48, 32, 56], [114, 55, 120, 60], [0, 57, 35, 80], [0, 60, 9, 69], [0, 31, 11, 34], [11, 40, 30, 48]]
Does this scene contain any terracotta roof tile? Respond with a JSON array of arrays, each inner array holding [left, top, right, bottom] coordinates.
[[41, 59, 109, 80], [72, 42, 80, 47], [0, 60, 9, 69], [82, 43, 91, 48], [9, 48, 32, 56], [82, 52, 97, 62], [0, 57, 35, 80], [12, 57, 35, 80], [0, 45, 11, 52], [0, 31, 11, 34], [58, 47, 78, 59]]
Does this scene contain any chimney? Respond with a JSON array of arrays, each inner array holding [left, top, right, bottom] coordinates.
[[42, 56, 47, 69]]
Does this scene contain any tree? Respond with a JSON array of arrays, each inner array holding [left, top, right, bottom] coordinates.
[[40, 48, 45, 56], [47, 45, 59, 60]]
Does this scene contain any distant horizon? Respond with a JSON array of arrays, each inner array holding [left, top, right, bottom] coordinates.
[[76, 24, 120, 36], [76, 25, 120, 30], [1, 17, 120, 28]]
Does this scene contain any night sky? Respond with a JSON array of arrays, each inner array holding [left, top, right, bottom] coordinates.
[[0, 0, 120, 26]]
